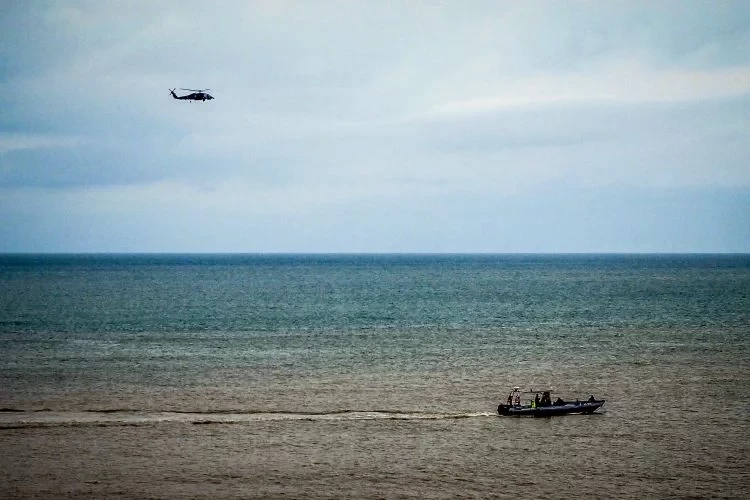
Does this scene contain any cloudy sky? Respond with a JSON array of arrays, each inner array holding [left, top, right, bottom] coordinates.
[[1, 0, 749, 252]]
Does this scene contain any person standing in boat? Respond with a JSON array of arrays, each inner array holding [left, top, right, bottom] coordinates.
[[534, 393, 540, 408]]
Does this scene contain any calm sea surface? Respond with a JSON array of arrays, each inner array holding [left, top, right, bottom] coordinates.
[[1, 254, 748, 498]]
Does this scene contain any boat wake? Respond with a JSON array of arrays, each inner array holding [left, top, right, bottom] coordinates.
[[0, 409, 495, 429]]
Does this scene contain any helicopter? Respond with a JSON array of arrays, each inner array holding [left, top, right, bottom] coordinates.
[[170, 88, 214, 102]]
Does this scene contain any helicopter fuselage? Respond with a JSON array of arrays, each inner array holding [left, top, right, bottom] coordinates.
[[170, 89, 214, 101]]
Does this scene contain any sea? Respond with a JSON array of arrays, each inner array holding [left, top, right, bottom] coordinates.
[[0, 254, 748, 498]]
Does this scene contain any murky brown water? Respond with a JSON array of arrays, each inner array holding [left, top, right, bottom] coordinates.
[[2, 350, 748, 499]]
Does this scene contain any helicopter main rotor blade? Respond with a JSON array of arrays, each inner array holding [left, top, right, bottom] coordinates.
[[180, 88, 211, 92]]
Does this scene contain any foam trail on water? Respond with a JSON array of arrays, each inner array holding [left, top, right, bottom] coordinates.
[[0, 409, 496, 429]]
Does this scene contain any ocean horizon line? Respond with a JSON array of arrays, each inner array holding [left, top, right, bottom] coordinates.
[[1, 251, 748, 256]]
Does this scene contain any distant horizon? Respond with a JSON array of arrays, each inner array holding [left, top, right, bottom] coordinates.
[[2, 251, 748, 256]]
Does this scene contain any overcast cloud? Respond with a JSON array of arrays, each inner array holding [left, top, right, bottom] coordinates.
[[1, 0, 749, 252]]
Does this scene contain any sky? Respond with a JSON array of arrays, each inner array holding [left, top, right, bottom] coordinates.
[[1, 0, 749, 253]]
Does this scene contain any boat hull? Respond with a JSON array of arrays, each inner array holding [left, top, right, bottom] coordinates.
[[497, 400, 605, 417]]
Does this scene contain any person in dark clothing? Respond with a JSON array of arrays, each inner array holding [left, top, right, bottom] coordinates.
[[540, 391, 551, 406]]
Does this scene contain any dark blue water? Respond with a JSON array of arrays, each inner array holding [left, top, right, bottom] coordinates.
[[3, 253, 747, 331]]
